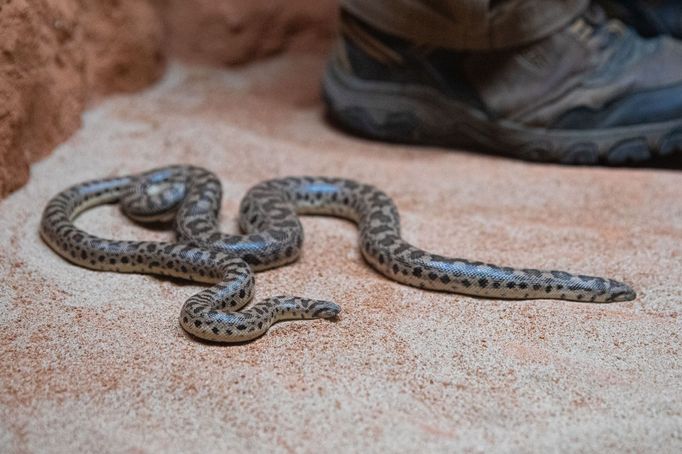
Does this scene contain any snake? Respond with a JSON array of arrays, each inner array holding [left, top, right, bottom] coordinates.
[[40, 165, 636, 343]]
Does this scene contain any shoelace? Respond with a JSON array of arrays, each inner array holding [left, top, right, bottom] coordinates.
[[574, 4, 627, 51]]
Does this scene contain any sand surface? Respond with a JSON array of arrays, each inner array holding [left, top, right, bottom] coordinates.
[[1, 54, 681, 453]]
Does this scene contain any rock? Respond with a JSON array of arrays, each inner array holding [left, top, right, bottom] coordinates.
[[1, 0, 86, 197], [81, 1, 165, 96], [156, 0, 338, 64], [0, 0, 165, 197]]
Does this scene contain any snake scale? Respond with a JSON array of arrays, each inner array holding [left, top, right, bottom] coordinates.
[[40, 165, 636, 342]]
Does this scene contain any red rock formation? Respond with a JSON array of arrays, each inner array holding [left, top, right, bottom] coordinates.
[[156, 0, 337, 64], [0, 0, 164, 197], [0, 0, 338, 197]]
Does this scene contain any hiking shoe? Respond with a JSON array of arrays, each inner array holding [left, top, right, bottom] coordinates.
[[598, 0, 682, 38], [323, 6, 682, 164]]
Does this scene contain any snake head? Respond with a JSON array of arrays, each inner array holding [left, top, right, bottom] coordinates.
[[607, 281, 637, 302], [313, 301, 342, 319]]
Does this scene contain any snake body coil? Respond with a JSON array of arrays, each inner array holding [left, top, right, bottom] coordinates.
[[40, 165, 636, 343]]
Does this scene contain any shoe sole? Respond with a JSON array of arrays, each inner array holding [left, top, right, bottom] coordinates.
[[322, 61, 682, 165]]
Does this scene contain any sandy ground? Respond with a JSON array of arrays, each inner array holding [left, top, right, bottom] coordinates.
[[1, 54, 681, 453]]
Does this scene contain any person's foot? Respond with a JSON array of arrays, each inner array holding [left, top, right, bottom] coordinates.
[[323, 6, 682, 164], [598, 0, 682, 38]]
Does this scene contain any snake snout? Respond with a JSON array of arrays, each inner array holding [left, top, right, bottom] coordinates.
[[315, 301, 342, 319], [608, 282, 637, 302]]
